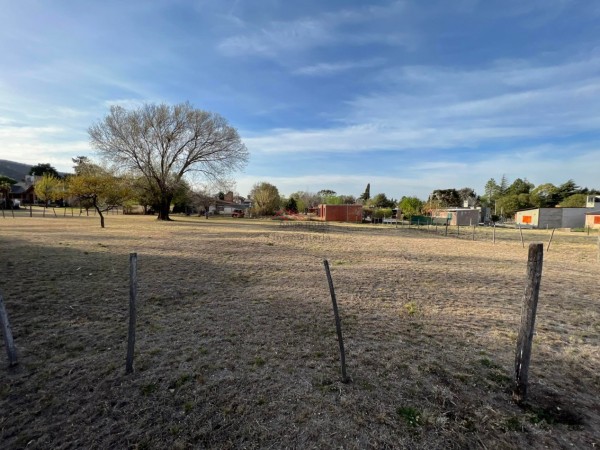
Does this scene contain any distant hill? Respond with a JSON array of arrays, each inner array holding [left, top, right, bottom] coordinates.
[[0, 160, 33, 182]]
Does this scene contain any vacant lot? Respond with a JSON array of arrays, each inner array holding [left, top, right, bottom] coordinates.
[[0, 215, 598, 449]]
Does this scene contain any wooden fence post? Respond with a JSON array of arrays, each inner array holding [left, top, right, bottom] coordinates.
[[126, 253, 138, 374], [323, 260, 349, 383], [519, 225, 524, 248], [0, 292, 18, 366], [472, 225, 475, 241], [493, 223, 496, 244], [513, 243, 544, 403], [547, 228, 556, 252]]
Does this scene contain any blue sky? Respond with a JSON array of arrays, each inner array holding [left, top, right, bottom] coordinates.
[[1, 0, 599, 200]]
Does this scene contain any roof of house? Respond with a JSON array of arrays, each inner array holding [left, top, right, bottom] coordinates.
[[516, 207, 589, 213], [585, 209, 600, 215], [433, 207, 479, 212], [10, 182, 30, 194]]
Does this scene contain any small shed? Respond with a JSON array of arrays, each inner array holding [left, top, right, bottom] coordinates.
[[316, 204, 362, 223], [585, 210, 600, 229], [431, 208, 480, 226], [515, 207, 587, 229]]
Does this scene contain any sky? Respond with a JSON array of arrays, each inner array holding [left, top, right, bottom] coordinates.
[[1, 0, 599, 200]]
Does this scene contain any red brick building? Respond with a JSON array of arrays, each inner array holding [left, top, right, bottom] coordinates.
[[316, 204, 362, 223]]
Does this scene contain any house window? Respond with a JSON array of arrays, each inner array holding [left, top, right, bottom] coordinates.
[[522, 216, 532, 224]]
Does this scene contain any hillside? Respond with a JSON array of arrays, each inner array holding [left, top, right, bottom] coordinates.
[[0, 159, 32, 181]]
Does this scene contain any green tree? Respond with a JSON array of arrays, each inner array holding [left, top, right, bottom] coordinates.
[[317, 189, 336, 197], [458, 187, 477, 204], [339, 195, 356, 204], [249, 182, 280, 216], [369, 192, 395, 208], [29, 163, 60, 178], [399, 196, 423, 219], [67, 163, 133, 228], [507, 178, 534, 195], [360, 183, 371, 202], [0, 176, 17, 209], [431, 189, 461, 207], [285, 197, 298, 213], [89, 102, 248, 221], [530, 183, 558, 207], [323, 195, 343, 205], [34, 174, 62, 214], [495, 194, 533, 219], [483, 178, 500, 204], [558, 193, 587, 207], [499, 174, 509, 195], [373, 207, 393, 220], [555, 179, 580, 202]]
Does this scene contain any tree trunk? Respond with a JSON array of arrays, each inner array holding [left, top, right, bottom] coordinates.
[[157, 195, 173, 221], [93, 198, 105, 228]]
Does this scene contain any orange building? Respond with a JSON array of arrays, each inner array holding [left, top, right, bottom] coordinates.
[[316, 204, 362, 223], [585, 210, 600, 229]]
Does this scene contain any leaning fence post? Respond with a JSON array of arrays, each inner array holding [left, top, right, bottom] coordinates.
[[0, 292, 18, 366], [513, 243, 544, 403], [323, 260, 349, 383], [126, 253, 138, 374], [519, 225, 524, 248], [547, 228, 556, 252]]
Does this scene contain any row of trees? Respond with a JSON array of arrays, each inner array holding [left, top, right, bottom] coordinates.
[[20, 158, 133, 228], [425, 177, 598, 219], [481, 177, 597, 217], [248, 176, 598, 221], [245, 182, 426, 220]]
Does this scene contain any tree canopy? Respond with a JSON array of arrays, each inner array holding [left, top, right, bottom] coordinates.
[[67, 159, 133, 228], [0, 176, 17, 208], [29, 163, 60, 178], [34, 174, 63, 208], [89, 102, 248, 221], [399, 196, 423, 219], [249, 182, 280, 216], [368, 192, 396, 208]]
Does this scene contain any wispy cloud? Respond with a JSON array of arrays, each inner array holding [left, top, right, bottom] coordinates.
[[293, 58, 385, 76], [217, 2, 413, 58]]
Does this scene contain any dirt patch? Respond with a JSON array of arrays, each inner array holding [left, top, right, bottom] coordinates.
[[0, 215, 598, 449]]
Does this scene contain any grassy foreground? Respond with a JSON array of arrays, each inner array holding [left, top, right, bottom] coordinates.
[[0, 215, 598, 449]]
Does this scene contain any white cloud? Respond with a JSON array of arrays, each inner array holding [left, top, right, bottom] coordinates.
[[293, 58, 385, 76], [217, 2, 413, 58]]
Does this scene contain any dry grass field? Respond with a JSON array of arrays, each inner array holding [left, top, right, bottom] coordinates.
[[0, 213, 598, 449]]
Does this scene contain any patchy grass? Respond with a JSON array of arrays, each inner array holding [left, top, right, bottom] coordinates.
[[0, 215, 598, 449]]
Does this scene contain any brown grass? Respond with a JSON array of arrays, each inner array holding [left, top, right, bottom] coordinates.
[[0, 214, 598, 449]]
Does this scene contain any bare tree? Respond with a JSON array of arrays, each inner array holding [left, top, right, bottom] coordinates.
[[89, 102, 249, 221]]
